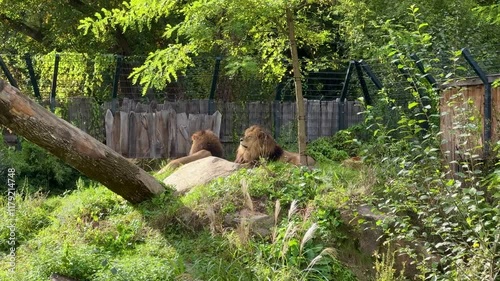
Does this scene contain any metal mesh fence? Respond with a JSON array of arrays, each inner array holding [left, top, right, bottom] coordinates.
[[1, 48, 500, 149]]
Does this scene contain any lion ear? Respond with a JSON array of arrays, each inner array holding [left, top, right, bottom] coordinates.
[[258, 131, 266, 139]]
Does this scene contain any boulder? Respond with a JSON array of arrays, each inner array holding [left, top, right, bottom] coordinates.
[[163, 156, 241, 194], [340, 204, 439, 279]]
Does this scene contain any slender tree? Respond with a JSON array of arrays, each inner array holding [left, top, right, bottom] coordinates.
[[285, 4, 307, 164]]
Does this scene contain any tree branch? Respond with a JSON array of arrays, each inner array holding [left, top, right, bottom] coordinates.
[[0, 13, 44, 43], [67, 0, 94, 14]]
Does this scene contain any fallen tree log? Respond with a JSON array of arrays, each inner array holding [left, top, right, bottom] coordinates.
[[0, 80, 164, 203]]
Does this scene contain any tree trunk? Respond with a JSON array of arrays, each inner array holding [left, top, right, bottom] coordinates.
[[0, 80, 164, 204], [285, 7, 308, 165]]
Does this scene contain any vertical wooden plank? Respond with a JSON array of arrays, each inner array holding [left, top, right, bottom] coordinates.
[[188, 100, 201, 114], [331, 100, 339, 135], [150, 100, 158, 112], [346, 100, 363, 127], [212, 111, 222, 137], [102, 101, 112, 113], [164, 101, 174, 111], [200, 113, 211, 133], [83, 97, 92, 133], [221, 101, 233, 144], [160, 109, 173, 158], [167, 109, 177, 159], [121, 98, 130, 112], [149, 112, 157, 158], [67, 97, 78, 131], [307, 100, 321, 142], [136, 112, 150, 158], [346, 101, 353, 127], [492, 87, 500, 144], [188, 114, 203, 138], [280, 101, 296, 139], [112, 111, 121, 155], [354, 101, 364, 123], [199, 99, 209, 115], [240, 102, 250, 135], [198, 110, 221, 136], [155, 111, 166, 158], [175, 112, 189, 157], [273, 100, 282, 139], [259, 101, 273, 131], [136, 102, 150, 113], [120, 111, 129, 158], [105, 109, 114, 150], [176, 100, 188, 113], [320, 100, 331, 137], [249, 101, 260, 125], [128, 112, 136, 158], [129, 99, 137, 112]]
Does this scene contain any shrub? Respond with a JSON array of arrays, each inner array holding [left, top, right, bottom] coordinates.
[[0, 136, 83, 194], [358, 6, 500, 280]]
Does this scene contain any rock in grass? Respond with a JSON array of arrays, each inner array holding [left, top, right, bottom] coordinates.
[[163, 156, 241, 194]]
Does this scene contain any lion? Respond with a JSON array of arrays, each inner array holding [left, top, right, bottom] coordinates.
[[159, 130, 224, 172], [234, 125, 315, 167]]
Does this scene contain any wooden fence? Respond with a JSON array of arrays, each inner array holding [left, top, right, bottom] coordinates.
[[65, 98, 364, 159], [441, 74, 500, 164], [104, 109, 221, 158]]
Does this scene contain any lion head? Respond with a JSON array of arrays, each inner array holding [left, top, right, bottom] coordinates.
[[190, 130, 223, 158], [235, 125, 283, 164]]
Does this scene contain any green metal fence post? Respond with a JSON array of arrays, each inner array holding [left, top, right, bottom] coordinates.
[[111, 55, 123, 114], [50, 53, 60, 112], [0, 55, 18, 88], [410, 54, 437, 88], [24, 54, 41, 99], [354, 61, 372, 106], [338, 61, 354, 131], [359, 60, 383, 90], [208, 56, 222, 114]]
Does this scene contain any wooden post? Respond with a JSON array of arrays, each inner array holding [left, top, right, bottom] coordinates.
[[0, 80, 165, 204]]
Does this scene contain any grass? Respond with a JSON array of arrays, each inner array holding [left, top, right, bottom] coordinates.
[[0, 161, 375, 280]]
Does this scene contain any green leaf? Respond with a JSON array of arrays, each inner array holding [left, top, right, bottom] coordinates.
[[408, 102, 419, 109], [418, 23, 428, 30]]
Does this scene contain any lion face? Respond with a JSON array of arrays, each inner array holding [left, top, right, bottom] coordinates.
[[240, 126, 271, 148], [236, 125, 279, 163], [235, 125, 314, 166]]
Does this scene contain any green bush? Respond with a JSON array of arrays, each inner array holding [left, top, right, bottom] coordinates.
[[357, 6, 500, 280], [307, 125, 366, 163], [0, 136, 83, 194], [307, 137, 350, 163]]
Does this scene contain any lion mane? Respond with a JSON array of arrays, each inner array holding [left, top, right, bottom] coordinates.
[[161, 130, 223, 171], [235, 125, 315, 167], [189, 130, 224, 158]]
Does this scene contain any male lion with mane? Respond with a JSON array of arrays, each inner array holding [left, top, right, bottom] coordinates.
[[235, 125, 315, 167], [161, 129, 223, 171]]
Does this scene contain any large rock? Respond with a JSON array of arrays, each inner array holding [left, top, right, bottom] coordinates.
[[163, 156, 241, 194], [340, 204, 439, 280]]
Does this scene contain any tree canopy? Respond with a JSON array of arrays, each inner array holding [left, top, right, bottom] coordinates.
[[0, 0, 498, 95], [80, 0, 340, 93], [0, 0, 164, 55]]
